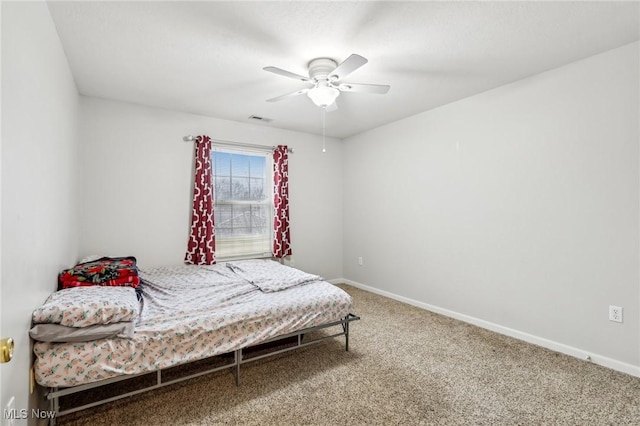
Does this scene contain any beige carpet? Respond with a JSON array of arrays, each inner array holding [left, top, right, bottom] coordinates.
[[58, 284, 640, 425]]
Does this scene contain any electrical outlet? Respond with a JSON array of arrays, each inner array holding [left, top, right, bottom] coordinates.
[[609, 305, 623, 323], [358, 256, 363, 266]]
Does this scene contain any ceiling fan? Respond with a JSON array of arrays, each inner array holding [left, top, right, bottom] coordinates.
[[263, 54, 390, 111]]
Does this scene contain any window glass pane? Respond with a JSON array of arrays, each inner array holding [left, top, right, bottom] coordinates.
[[251, 204, 270, 234], [231, 205, 251, 234], [249, 178, 265, 201], [214, 177, 231, 201], [214, 151, 231, 176], [250, 156, 265, 177], [214, 204, 233, 237], [231, 176, 250, 200], [215, 204, 269, 236], [232, 154, 250, 177]]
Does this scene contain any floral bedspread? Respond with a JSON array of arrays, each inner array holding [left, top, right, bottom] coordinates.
[[224, 259, 323, 292], [33, 263, 353, 387]]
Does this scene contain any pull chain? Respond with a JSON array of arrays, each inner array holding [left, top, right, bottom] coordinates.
[[321, 107, 326, 153]]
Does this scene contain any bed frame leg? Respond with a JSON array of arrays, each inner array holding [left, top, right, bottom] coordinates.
[[345, 317, 350, 352], [235, 349, 241, 386], [49, 388, 58, 426]]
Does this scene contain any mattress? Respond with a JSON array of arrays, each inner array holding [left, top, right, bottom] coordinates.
[[33, 262, 353, 388]]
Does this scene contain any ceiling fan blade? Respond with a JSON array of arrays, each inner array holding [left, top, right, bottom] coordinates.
[[329, 54, 368, 81], [338, 83, 390, 94], [263, 66, 310, 82], [325, 102, 338, 113], [266, 88, 310, 102]]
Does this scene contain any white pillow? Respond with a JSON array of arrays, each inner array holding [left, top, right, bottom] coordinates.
[[32, 286, 140, 327]]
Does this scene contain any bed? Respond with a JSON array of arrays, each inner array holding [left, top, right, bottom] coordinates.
[[31, 258, 358, 423]]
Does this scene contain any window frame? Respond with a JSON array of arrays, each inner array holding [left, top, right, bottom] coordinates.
[[211, 146, 273, 261]]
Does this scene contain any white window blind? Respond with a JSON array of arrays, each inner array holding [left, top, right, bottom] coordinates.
[[212, 147, 273, 259]]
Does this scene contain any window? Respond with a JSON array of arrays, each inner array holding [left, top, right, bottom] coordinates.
[[212, 148, 273, 259]]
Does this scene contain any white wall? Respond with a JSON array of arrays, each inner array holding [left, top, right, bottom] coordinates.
[[78, 97, 343, 279], [1, 1, 80, 423], [343, 42, 640, 372]]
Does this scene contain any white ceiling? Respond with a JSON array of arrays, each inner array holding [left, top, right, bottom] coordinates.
[[48, 1, 639, 139]]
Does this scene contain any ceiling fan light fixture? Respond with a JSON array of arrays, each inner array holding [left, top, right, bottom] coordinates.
[[307, 85, 340, 107]]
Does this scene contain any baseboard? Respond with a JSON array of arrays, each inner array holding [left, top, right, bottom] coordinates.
[[331, 278, 640, 378]]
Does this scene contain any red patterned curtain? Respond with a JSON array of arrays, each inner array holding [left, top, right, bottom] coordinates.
[[185, 135, 216, 265], [273, 145, 292, 258]]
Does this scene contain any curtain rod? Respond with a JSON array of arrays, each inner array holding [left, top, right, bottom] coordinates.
[[183, 135, 294, 154]]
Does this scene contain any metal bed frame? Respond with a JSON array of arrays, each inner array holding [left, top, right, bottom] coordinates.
[[44, 313, 359, 425]]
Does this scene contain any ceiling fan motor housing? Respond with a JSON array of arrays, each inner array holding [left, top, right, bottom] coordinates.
[[308, 58, 338, 81]]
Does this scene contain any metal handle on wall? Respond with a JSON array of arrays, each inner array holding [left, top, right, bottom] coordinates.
[[1, 338, 14, 363]]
